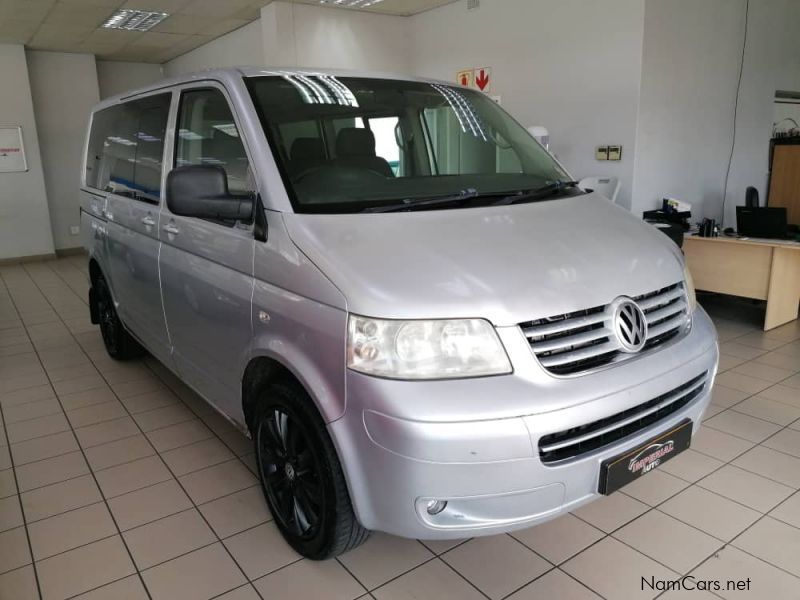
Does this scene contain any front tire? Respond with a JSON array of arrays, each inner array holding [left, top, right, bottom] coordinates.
[[253, 382, 370, 559], [94, 274, 145, 360]]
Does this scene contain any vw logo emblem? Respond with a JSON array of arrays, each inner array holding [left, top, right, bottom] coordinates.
[[612, 298, 648, 353]]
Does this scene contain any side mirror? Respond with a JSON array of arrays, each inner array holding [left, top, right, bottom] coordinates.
[[166, 165, 253, 221]]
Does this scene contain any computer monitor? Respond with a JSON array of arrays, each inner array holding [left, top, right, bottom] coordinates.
[[736, 206, 789, 239]]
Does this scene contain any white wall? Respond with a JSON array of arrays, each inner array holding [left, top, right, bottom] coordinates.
[[284, 3, 411, 73], [163, 20, 263, 77], [410, 0, 646, 209], [633, 0, 800, 224], [0, 44, 54, 260], [28, 51, 100, 251], [164, 2, 411, 77], [96, 60, 164, 99]]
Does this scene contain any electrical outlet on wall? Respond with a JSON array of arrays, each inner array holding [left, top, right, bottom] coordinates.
[[607, 145, 622, 161], [70, 226, 80, 235], [595, 146, 609, 161]]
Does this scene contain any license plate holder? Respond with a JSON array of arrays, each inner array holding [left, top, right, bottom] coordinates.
[[598, 419, 693, 495]]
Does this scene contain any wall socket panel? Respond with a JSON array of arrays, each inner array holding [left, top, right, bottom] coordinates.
[[596, 145, 622, 161], [70, 226, 80, 235]]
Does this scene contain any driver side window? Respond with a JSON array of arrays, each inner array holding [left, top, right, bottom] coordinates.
[[175, 88, 253, 194]]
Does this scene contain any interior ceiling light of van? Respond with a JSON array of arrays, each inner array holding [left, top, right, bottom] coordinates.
[[280, 73, 359, 107]]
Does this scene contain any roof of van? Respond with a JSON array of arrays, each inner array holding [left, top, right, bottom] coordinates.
[[93, 66, 457, 111]]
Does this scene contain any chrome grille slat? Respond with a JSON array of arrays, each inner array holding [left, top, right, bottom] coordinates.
[[529, 327, 610, 353], [522, 311, 606, 338], [538, 372, 708, 464], [538, 341, 618, 368], [539, 377, 706, 453], [645, 299, 687, 325], [638, 286, 684, 310], [647, 312, 689, 339], [521, 282, 689, 376]]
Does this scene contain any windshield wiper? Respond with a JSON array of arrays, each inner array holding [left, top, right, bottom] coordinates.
[[362, 188, 482, 213], [491, 180, 581, 206]]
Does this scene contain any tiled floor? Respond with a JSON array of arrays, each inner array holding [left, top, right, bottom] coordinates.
[[1, 257, 800, 600]]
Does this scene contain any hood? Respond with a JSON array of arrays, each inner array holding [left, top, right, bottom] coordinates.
[[283, 193, 685, 326]]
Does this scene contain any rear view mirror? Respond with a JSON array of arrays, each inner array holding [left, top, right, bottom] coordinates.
[[166, 165, 253, 221]]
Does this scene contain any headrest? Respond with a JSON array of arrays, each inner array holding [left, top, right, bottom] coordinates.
[[336, 128, 376, 157], [290, 137, 325, 161]]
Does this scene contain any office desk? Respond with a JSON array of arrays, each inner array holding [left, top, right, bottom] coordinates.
[[683, 235, 800, 331]]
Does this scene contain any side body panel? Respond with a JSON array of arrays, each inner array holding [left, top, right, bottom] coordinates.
[[250, 211, 348, 423], [158, 81, 255, 421]]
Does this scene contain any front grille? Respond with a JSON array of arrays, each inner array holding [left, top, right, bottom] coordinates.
[[521, 282, 690, 376], [538, 372, 707, 464]]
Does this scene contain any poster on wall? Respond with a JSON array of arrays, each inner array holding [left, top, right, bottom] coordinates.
[[0, 126, 27, 173]]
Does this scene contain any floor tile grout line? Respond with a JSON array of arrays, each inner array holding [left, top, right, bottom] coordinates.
[[630, 402, 800, 579], [0, 325, 45, 599], [565, 414, 794, 582], [12, 257, 800, 596], [8, 262, 155, 600], [32, 264, 271, 600]]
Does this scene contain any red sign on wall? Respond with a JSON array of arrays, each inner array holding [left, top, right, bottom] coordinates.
[[455, 67, 492, 93], [474, 67, 491, 92]]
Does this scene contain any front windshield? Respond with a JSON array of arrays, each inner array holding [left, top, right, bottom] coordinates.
[[246, 74, 572, 214]]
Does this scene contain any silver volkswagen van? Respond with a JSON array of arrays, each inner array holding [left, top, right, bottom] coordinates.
[[81, 67, 718, 559]]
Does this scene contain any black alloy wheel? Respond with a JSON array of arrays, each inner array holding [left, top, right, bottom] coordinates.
[[253, 382, 369, 559]]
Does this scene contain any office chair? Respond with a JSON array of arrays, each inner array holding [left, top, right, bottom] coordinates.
[[578, 176, 621, 204], [745, 186, 759, 208]]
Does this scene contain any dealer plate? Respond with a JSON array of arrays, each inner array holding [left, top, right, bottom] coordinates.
[[598, 419, 693, 495]]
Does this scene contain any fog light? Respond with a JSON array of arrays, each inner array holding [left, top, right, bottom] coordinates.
[[426, 500, 447, 515]]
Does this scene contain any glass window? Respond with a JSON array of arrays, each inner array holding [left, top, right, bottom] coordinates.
[[85, 94, 170, 202], [175, 88, 252, 194], [368, 116, 401, 176], [247, 76, 571, 214]]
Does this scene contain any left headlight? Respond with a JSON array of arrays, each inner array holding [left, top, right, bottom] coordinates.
[[683, 263, 697, 312], [347, 315, 512, 380]]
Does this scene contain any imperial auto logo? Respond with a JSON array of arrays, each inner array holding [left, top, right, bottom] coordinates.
[[628, 440, 675, 474]]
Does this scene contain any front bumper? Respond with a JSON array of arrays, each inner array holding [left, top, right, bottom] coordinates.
[[329, 307, 719, 539]]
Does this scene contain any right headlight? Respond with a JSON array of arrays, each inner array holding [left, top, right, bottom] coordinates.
[[347, 315, 512, 380], [683, 263, 697, 312]]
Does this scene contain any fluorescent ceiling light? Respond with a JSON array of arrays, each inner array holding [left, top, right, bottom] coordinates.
[[319, 0, 386, 8], [102, 9, 169, 31]]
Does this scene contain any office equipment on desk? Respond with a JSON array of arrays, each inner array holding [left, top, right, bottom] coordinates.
[[736, 206, 790, 240], [745, 186, 759, 208], [698, 218, 718, 238], [683, 234, 800, 331]]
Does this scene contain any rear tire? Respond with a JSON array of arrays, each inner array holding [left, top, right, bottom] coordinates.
[[94, 274, 145, 360], [253, 381, 370, 559]]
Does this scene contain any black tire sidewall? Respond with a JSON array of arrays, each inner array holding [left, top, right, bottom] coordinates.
[[253, 383, 341, 559]]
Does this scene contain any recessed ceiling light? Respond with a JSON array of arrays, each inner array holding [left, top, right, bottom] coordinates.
[[318, 0, 386, 8], [102, 9, 169, 32]]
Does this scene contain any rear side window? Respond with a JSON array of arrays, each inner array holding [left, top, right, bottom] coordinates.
[[175, 88, 252, 194], [85, 93, 171, 202]]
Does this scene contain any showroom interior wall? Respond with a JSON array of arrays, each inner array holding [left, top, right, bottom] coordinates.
[[96, 60, 163, 99], [409, 0, 646, 210], [163, 19, 263, 77], [633, 0, 800, 224], [27, 50, 100, 252], [0, 44, 54, 261], [164, 2, 411, 77]]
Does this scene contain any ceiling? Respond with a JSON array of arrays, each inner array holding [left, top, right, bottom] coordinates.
[[0, 0, 457, 63]]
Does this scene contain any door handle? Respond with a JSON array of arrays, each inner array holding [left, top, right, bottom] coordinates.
[[162, 223, 180, 236], [141, 215, 156, 227]]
